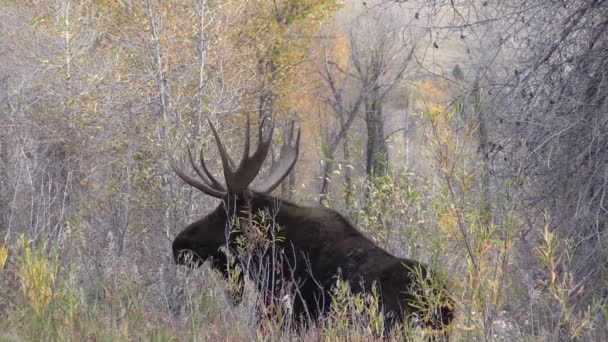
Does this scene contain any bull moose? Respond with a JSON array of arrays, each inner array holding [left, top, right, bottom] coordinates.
[[170, 115, 453, 332]]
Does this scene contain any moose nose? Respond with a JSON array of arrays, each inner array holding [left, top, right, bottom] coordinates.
[[172, 237, 206, 267], [172, 237, 191, 264]]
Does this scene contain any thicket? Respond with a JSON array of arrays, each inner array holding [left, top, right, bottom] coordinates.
[[1, 0, 607, 341]]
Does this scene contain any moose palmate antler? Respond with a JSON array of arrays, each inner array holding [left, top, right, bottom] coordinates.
[[169, 114, 300, 198]]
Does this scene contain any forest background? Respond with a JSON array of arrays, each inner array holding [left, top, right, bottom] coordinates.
[[1, 0, 607, 340]]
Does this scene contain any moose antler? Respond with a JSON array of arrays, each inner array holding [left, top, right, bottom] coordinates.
[[170, 114, 300, 197], [168, 147, 225, 198], [253, 120, 300, 193], [208, 114, 275, 193]]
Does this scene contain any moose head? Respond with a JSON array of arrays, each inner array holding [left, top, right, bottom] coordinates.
[[170, 115, 299, 267], [170, 115, 453, 332]]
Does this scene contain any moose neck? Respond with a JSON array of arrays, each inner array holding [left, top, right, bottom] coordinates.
[[221, 191, 288, 219]]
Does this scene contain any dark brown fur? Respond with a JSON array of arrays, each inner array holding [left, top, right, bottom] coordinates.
[[173, 192, 453, 331]]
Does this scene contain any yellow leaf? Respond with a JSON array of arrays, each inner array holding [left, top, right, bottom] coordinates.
[[0, 244, 8, 271]]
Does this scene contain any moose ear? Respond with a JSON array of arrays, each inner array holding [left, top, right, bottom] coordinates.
[[209, 250, 244, 306]]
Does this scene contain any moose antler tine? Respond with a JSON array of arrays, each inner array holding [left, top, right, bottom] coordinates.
[[224, 115, 275, 192], [253, 121, 300, 193], [256, 114, 275, 146], [187, 146, 207, 181], [198, 147, 227, 191], [168, 150, 225, 198], [189, 145, 226, 192], [238, 113, 252, 172], [207, 117, 237, 178]]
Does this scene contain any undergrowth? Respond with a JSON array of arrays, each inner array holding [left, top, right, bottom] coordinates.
[[0, 105, 606, 341]]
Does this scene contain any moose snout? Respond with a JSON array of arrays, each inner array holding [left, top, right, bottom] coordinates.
[[172, 237, 188, 263], [172, 237, 206, 266]]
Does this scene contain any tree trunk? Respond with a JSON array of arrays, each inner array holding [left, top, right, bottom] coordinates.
[[342, 135, 353, 209], [319, 159, 333, 206], [0, 137, 9, 235], [365, 98, 387, 179]]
